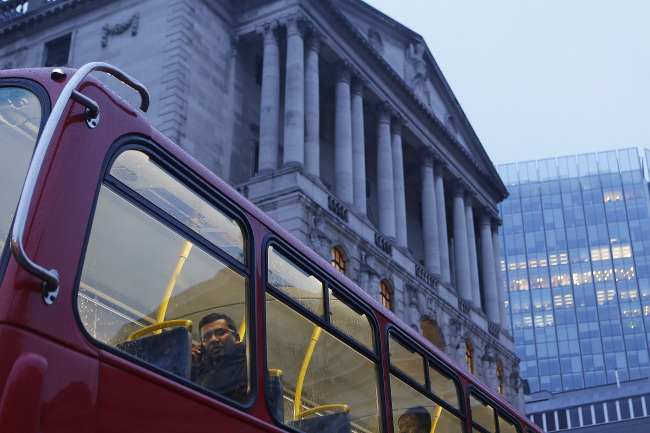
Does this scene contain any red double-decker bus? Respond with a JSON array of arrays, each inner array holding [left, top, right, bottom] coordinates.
[[0, 63, 543, 433]]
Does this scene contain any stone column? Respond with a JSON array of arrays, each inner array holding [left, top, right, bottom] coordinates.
[[392, 116, 407, 247], [377, 103, 395, 238], [222, 36, 239, 181], [452, 181, 472, 302], [283, 14, 305, 167], [257, 22, 280, 173], [351, 77, 367, 215], [481, 211, 499, 323], [334, 62, 354, 204], [493, 219, 507, 327], [305, 32, 321, 177], [434, 158, 451, 283], [421, 149, 440, 274], [465, 192, 481, 309]]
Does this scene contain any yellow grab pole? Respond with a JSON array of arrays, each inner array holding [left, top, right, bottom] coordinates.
[[156, 240, 193, 331], [430, 405, 443, 433], [294, 326, 322, 420]]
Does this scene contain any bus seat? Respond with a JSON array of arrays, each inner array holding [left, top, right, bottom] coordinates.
[[266, 369, 284, 421], [116, 326, 191, 379], [288, 411, 352, 433]]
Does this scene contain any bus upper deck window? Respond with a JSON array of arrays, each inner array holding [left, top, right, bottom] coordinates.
[[265, 245, 381, 433], [389, 334, 425, 385], [267, 246, 324, 317], [0, 86, 42, 260], [110, 150, 246, 264], [77, 148, 250, 404]]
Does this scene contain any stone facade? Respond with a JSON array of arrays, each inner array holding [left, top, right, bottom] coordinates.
[[0, 0, 523, 409]]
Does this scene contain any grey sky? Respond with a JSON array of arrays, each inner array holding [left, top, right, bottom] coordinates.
[[363, 0, 650, 166]]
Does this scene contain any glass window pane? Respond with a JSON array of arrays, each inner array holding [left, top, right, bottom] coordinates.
[[78, 186, 250, 402], [428, 363, 459, 409], [498, 414, 520, 433], [266, 294, 380, 433], [470, 395, 496, 432], [389, 334, 425, 385], [328, 289, 374, 351], [267, 246, 324, 317], [0, 86, 41, 256], [390, 374, 463, 433], [111, 150, 246, 263]]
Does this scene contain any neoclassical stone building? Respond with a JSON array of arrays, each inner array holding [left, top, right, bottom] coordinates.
[[0, 0, 523, 408]]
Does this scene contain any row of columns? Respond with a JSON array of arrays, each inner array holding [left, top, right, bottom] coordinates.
[[420, 155, 505, 325], [255, 15, 506, 327]]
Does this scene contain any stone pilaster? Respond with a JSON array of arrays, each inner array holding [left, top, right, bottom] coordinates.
[[392, 115, 407, 248], [452, 181, 472, 302], [351, 76, 367, 216], [421, 149, 440, 274], [334, 61, 354, 204], [283, 14, 305, 167], [492, 218, 507, 327], [465, 192, 481, 310], [481, 211, 499, 323], [257, 21, 280, 173], [434, 157, 451, 283], [305, 31, 321, 177], [377, 102, 395, 238]]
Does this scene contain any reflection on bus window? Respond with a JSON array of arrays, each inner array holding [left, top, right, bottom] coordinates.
[[0, 86, 41, 257], [328, 289, 374, 351], [389, 335, 425, 385], [110, 150, 246, 264], [266, 293, 381, 433], [268, 246, 324, 317], [470, 395, 496, 432], [428, 363, 460, 410], [77, 153, 250, 404], [390, 374, 463, 433]]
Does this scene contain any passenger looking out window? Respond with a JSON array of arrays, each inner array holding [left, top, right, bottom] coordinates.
[[192, 313, 248, 403]]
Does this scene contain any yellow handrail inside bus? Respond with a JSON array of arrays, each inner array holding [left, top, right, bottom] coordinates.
[[155, 240, 193, 333], [430, 405, 443, 433], [127, 319, 193, 341], [298, 404, 349, 419], [294, 325, 322, 420], [239, 316, 246, 340]]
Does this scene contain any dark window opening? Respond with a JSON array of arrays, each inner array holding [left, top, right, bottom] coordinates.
[[45, 34, 71, 67]]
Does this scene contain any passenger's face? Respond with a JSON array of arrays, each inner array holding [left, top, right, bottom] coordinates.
[[398, 414, 420, 433], [200, 319, 239, 361]]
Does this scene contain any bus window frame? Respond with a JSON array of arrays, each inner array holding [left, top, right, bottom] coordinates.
[[262, 235, 386, 429], [0, 78, 51, 284], [71, 136, 257, 409], [468, 385, 522, 433], [386, 325, 466, 429]]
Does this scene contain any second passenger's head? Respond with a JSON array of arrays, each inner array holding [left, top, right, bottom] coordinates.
[[199, 313, 240, 361], [398, 406, 432, 433]]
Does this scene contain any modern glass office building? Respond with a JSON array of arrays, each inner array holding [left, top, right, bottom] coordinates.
[[498, 148, 650, 394]]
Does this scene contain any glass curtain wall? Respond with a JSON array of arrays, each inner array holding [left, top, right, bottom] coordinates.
[[498, 148, 650, 393]]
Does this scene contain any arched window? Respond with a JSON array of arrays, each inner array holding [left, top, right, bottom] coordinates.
[[465, 339, 475, 374], [420, 318, 444, 349], [496, 361, 504, 394], [331, 246, 346, 274], [380, 279, 393, 311]]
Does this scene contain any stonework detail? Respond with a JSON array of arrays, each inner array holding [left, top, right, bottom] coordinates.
[[404, 41, 432, 108], [309, 214, 332, 261], [102, 12, 139, 47], [367, 27, 384, 55]]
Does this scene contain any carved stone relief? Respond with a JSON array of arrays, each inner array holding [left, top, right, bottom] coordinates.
[[404, 41, 432, 108], [309, 213, 331, 260], [367, 27, 384, 55], [102, 12, 140, 48]]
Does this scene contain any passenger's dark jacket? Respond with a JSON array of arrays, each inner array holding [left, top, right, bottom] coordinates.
[[191, 342, 248, 403]]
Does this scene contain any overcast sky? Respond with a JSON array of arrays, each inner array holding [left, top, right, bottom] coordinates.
[[363, 0, 650, 167]]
